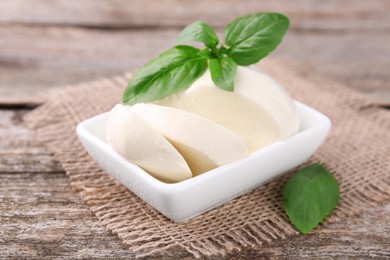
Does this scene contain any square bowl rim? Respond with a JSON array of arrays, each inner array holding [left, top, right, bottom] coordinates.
[[76, 100, 331, 194]]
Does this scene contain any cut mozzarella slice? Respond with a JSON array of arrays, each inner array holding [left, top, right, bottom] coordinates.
[[233, 66, 299, 138], [106, 104, 192, 183], [130, 103, 248, 176], [154, 66, 299, 152]]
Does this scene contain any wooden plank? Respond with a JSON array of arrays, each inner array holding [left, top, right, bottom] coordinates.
[[1, 0, 389, 31], [0, 171, 136, 258], [239, 205, 390, 259], [0, 110, 133, 258], [1, 26, 389, 105], [0, 110, 63, 173], [2, 170, 388, 259], [0, 26, 176, 105], [4, 166, 390, 259]]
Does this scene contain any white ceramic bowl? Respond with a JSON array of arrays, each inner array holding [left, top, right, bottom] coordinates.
[[76, 101, 331, 222]]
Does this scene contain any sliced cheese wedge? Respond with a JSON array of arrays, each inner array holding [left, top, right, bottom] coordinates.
[[233, 66, 299, 138], [106, 104, 192, 183], [154, 66, 299, 152], [130, 103, 248, 176]]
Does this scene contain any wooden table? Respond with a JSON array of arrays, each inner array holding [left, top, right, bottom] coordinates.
[[1, 1, 389, 258]]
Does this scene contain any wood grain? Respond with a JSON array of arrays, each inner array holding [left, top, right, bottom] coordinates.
[[1, 26, 389, 105], [0, 26, 176, 105], [2, 170, 389, 259], [0, 110, 128, 258], [0, 0, 390, 105], [0, 110, 62, 173], [0, 172, 137, 259], [236, 205, 390, 259], [1, 0, 389, 31]]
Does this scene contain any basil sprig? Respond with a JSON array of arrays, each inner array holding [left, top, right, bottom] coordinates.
[[208, 57, 237, 92], [123, 12, 289, 105], [177, 21, 219, 49], [123, 46, 207, 105], [282, 163, 340, 234], [224, 13, 290, 65]]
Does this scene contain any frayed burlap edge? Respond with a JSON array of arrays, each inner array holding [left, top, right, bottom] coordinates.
[[24, 59, 390, 258]]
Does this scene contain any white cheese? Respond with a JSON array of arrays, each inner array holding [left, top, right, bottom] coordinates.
[[233, 66, 299, 138], [130, 103, 248, 176], [106, 104, 192, 182], [154, 66, 299, 152]]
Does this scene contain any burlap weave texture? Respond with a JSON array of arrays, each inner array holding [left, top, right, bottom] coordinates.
[[24, 59, 390, 258]]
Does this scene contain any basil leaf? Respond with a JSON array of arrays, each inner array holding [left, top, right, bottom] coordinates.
[[177, 21, 219, 48], [123, 46, 208, 105], [282, 163, 340, 234], [224, 13, 289, 65], [209, 57, 237, 91]]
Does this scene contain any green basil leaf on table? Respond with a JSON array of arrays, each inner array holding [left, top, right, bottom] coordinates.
[[176, 21, 219, 49], [209, 57, 237, 92], [223, 13, 289, 65], [282, 163, 340, 234], [123, 46, 208, 105]]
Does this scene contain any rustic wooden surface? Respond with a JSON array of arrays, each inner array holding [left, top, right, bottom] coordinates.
[[1, 1, 389, 259], [1, 0, 390, 106]]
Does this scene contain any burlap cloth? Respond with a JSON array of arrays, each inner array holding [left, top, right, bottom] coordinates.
[[24, 59, 390, 258]]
